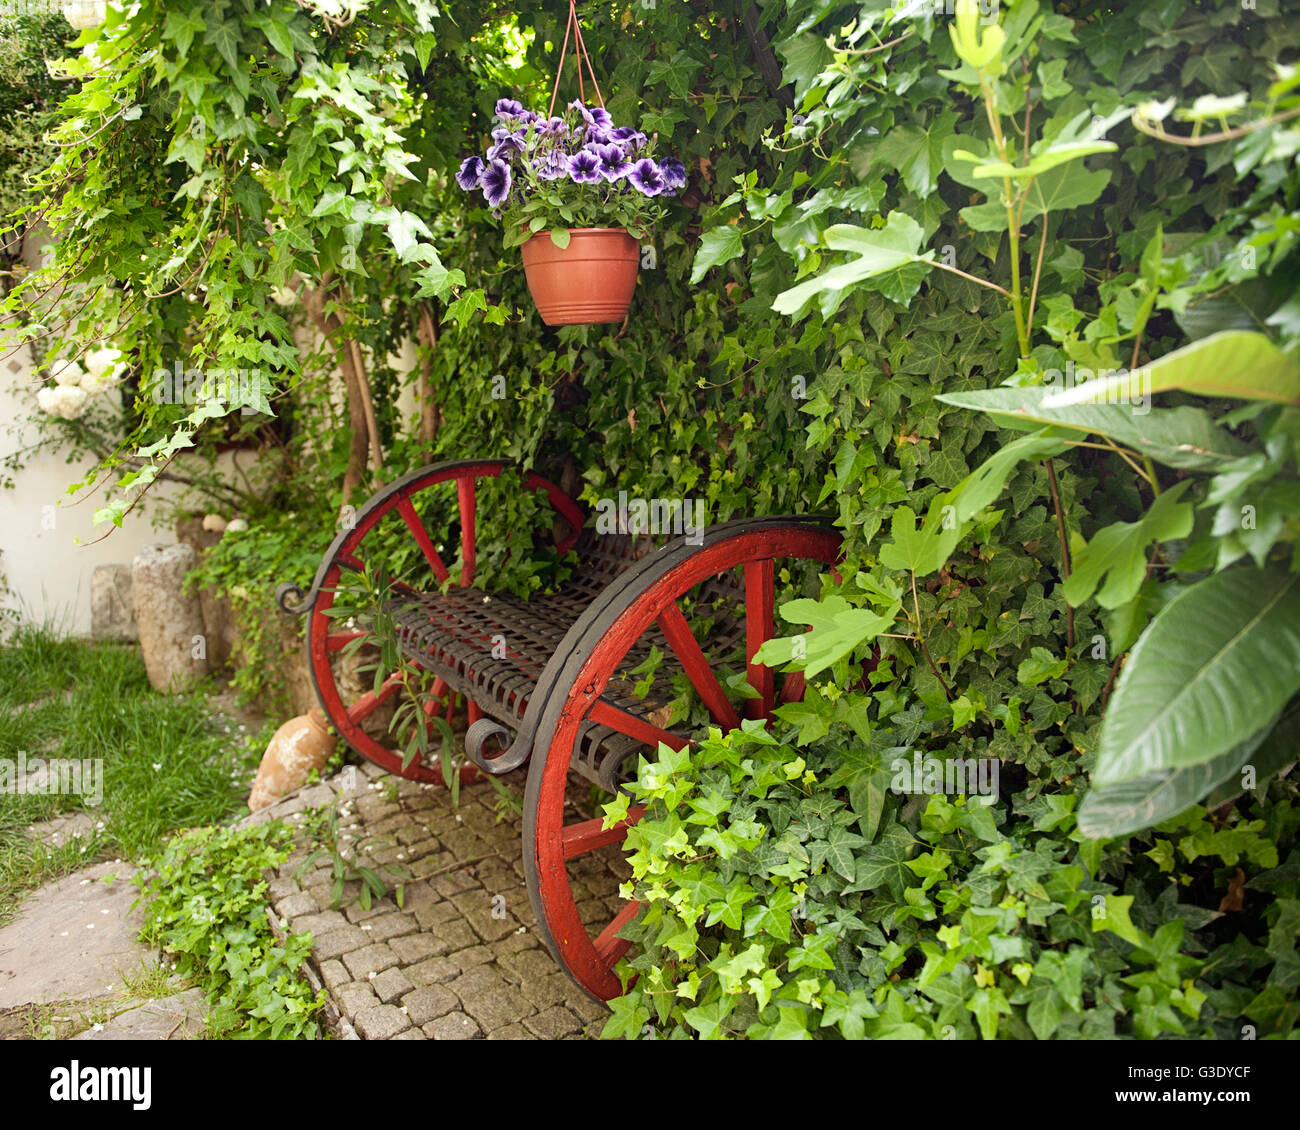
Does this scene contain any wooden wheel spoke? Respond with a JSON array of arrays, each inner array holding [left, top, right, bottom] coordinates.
[[744, 559, 775, 720], [396, 496, 449, 584], [347, 671, 404, 724], [589, 699, 688, 751], [561, 805, 646, 861], [325, 629, 368, 653], [778, 670, 806, 706], [457, 476, 477, 588], [656, 602, 741, 731], [593, 901, 641, 968]]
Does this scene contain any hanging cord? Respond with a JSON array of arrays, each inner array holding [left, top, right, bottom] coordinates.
[[546, 0, 606, 119]]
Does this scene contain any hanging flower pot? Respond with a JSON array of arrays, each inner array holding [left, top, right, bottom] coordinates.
[[520, 228, 640, 325], [453, 0, 685, 327]]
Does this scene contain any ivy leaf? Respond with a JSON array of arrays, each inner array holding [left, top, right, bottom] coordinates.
[[386, 210, 433, 262], [872, 112, 958, 198], [162, 8, 205, 56], [203, 19, 245, 76], [1017, 647, 1067, 686], [1064, 481, 1194, 609], [843, 823, 915, 898], [690, 225, 744, 284], [773, 689, 833, 744], [1090, 893, 1146, 947]]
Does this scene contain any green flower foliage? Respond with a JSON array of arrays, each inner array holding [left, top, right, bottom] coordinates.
[[136, 821, 327, 1040], [602, 727, 1299, 1040]]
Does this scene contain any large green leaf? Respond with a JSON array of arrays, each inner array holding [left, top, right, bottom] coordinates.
[[1206, 696, 1300, 807], [690, 224, 745, 284], [1042, 330, 1300, 407], [1064, 481, 1194, 609], [772, 213, 934, 319], [756, 594, 901, 679], [935, 387, 1248, 471], [944, 431, 1069, 523], [1093, 568, 1300, 784], [1079, 720, 1273, 838]]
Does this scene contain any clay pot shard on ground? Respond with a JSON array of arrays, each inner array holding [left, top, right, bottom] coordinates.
[[248, 708, 337, 812]]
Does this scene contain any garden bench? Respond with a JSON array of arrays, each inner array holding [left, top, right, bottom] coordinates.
[[277, 458, 841, 1000]]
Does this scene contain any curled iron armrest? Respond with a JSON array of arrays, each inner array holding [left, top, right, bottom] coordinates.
[[275, 581, 315, 615], [464, 717, 531, 776]]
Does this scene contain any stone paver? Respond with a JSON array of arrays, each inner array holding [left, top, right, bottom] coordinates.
[[0, 861, 148, 1008], [72, 987, 209, 1041], [253, 764, 625, 1040]]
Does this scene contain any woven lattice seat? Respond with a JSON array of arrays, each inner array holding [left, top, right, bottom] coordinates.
[[388, 532, 746, 787]]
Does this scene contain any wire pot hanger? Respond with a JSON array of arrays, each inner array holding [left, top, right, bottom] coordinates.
[[547, 0, 606, 118]]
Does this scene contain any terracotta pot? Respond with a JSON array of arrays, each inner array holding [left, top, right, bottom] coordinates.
[[247, 707, 337, 812], [520, 227, 640, 326]]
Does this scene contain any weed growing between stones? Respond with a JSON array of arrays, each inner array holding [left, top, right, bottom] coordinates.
[[135, 822, 327, 1039]]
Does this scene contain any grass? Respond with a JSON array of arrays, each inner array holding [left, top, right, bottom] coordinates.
[[0, 624, 270, 925]]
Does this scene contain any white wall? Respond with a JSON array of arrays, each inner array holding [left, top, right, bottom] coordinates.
[[0, 332, 195, 635]]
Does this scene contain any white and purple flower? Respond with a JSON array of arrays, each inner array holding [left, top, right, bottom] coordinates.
[[569, 100, 614, 131], [567, 149, 603, 185], [455, 156, 484, 190], [627, 158, 667, 197], [590, 143, 630, 182], [480, 158, 512, 207]]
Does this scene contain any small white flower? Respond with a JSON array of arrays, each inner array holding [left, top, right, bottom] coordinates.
[[361, 923, 372, 931], [91, 1022, 104, 1032], [59, 931, 68, 937], [39, 384, 90, 420], [83, 345, 123, 379], [366, 971, 376, 980], [86, 924, 94, 929], [152, 763, 162, 771], [50, 359, 86, 387]]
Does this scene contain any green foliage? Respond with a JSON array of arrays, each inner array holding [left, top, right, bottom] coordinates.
[[135, 821, 327, 1039], [0, 4, 74, 232], [602, 727, 1300, 1040]]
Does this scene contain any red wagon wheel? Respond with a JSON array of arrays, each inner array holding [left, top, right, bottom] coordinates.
[[277, 459, 584, 782], [521, 518, 842, 1000]]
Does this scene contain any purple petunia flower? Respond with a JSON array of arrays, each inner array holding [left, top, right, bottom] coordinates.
[[537, 116, 569, 140], [455, 156, 484, 191], [627, 157, 666, 196], [536, 150, 570, 181], [567, 149, 603, 185], [661, 158, 687, 191], [480, 157, 512, 206], [490, 127, 527, 156], [591, 143, 630, 182], [495, 98, 525, 120], [569, 100, 613, 131]]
